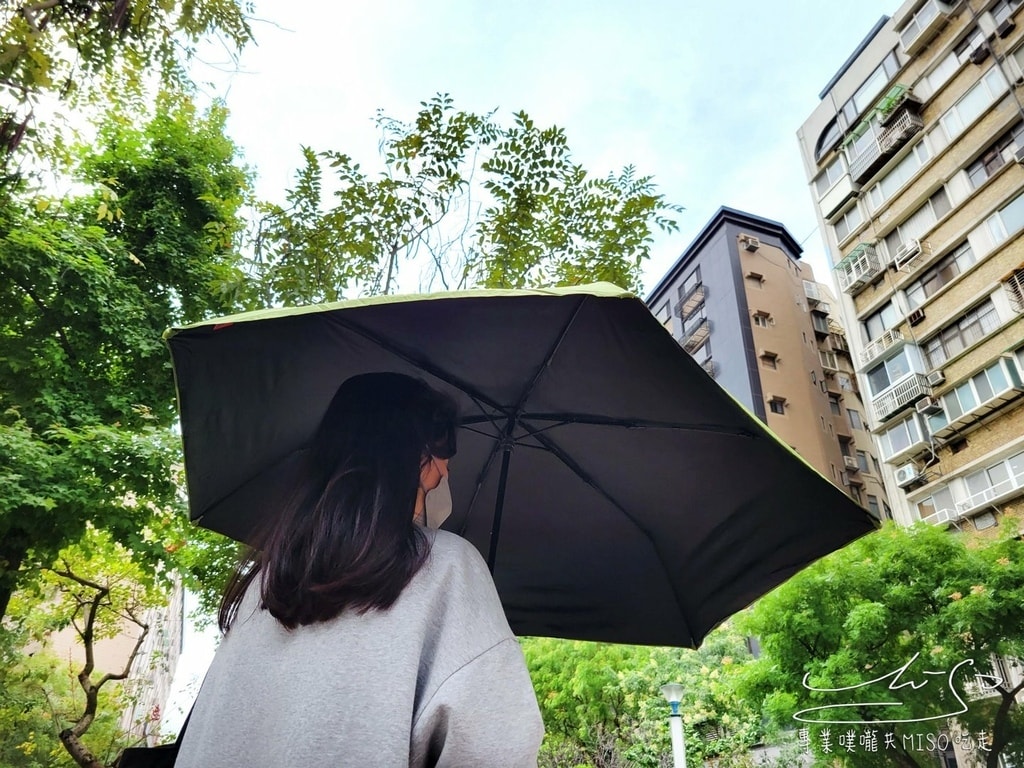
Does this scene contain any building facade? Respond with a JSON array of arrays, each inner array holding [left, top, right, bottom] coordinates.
[[798, 0, 1024, 532], [646, 207, 889, 512]]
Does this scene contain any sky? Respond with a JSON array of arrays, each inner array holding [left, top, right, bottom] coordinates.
[[163, 0, 902, 733], [187, 0, 900, 295]]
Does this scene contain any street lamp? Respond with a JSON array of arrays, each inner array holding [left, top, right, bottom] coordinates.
[[660, 683, 687, 768]]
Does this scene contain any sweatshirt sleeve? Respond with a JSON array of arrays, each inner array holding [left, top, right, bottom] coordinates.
[[411, 637, 544, 768]]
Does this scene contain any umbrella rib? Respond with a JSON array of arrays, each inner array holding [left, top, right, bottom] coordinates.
[[327, 314, 509, 417], [462, 413, 761, 439], [523, 423, 694, 634], [455, 295, 590, 546]]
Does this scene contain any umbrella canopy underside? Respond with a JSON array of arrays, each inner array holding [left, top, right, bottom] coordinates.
[[168, 286, 876, 647]]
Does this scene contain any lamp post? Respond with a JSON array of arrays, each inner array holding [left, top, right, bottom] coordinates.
[[660, 683, 687, 768]]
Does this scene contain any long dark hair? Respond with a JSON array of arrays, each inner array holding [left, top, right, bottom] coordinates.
[[218, 372, 458, 631]]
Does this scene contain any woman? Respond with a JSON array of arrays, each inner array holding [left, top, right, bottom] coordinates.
[[176, 372, 544, 767]]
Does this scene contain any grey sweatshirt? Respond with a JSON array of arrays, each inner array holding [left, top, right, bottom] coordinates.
[[175, 530, 544, 767]]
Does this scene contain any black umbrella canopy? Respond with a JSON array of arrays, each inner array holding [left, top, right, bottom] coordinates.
[[166, 284, 876, 647]]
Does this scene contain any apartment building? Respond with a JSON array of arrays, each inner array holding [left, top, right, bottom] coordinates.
[[646, 207, 889, 512], [798, 0, 1024, 532]]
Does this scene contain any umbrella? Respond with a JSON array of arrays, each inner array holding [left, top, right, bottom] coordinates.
[[166, 283, 876, 648]]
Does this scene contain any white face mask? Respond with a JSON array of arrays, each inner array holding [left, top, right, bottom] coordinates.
[[422, 474, 452, 529]]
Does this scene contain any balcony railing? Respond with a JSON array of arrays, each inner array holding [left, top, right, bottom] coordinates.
[[681, 319, 710, 354], [921, 506, 961, 527], [835, 242, 884, 294], [674, 283, 706, 320], [878, 108, 925, 153], [859, 328, 905, 368], [955, 469, 1024, 517], [843, 89, 923, 185], [872, 373, 931, 422]]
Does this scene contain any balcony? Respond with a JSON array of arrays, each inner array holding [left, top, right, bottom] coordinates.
[[871, 373, 931, 422], [835, 242, 884, 295], [681, 318, 710, 354], [921, 506, 961, 527], [859, 328, 905, 368], [955, 469, 1024, 517], [821, 174, 861, 222], [674, 283, 706, 320], [848, 106, 924, 184], [897, 0, 959, 55]]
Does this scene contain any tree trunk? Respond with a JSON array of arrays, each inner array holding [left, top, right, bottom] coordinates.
[[0, 533, 29, 623], [987, 681, 1024, 768], [58, 728, 105, 768]]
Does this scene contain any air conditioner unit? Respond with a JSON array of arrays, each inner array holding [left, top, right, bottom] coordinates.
[[895, 463, 921, 488], [997, 18, 1016, 38], [970, 45, 991, 64], [843, 455, 860, 470], [1015, 146, 1024, 165], [916, 396, 943, 415], [926, 370, 946, 386], [908, 308, 926, 326], [742, 236, 760, 252]]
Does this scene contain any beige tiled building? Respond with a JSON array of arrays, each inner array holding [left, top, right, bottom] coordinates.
[[798, 0, 1024, 533], [646, 207, 889, 514]]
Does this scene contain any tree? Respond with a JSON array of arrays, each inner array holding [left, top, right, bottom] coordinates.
[[0, 91, 250, 623], [3, 527, 171, 768], [522, 623, 762, 768], [0, 0, 252, 186], [241, 93, 683, 306], [739, 523, 1024, 768]]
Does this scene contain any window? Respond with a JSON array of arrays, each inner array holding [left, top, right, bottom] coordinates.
[[753, 312, 772, 328], [866, 349, 912, 396], [962, 450, 1024, 512], [814, 155, 847, 196], [838, 373, 855, 392], [656, 301, 672, 332], [834, 203, 864, 242], [953, 26, 987, 64], [917, 486, 956, 521], [991, 0, 1023, 26], [882, 188, 951, 260], [862, 301, 899, 342], [679, 267, 702, 301], [905, 241, 977, 309], [829, 395, 842, 415], [967, 120, 1024, 190], [745, 272, 764, 289], [879, 416, 925, 460], [839, 51, 901, 128], [937, 67, 1008, 144], [847, 408, 864, 430], [866, 140, 931, 211], [925, 358, 1022, 433], [768, 397, 786, 415], [923, 299, 1000, 367], [987, 188, 1024, 242], [850, 485, 862, 504], [866, 495, 881, 517], [857, 450, 871, 473], [693, 339, 712, 365], [760, 351, 779, 370]]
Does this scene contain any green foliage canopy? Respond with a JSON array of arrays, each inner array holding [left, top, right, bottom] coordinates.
[[740, 523, 1024, 768]]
